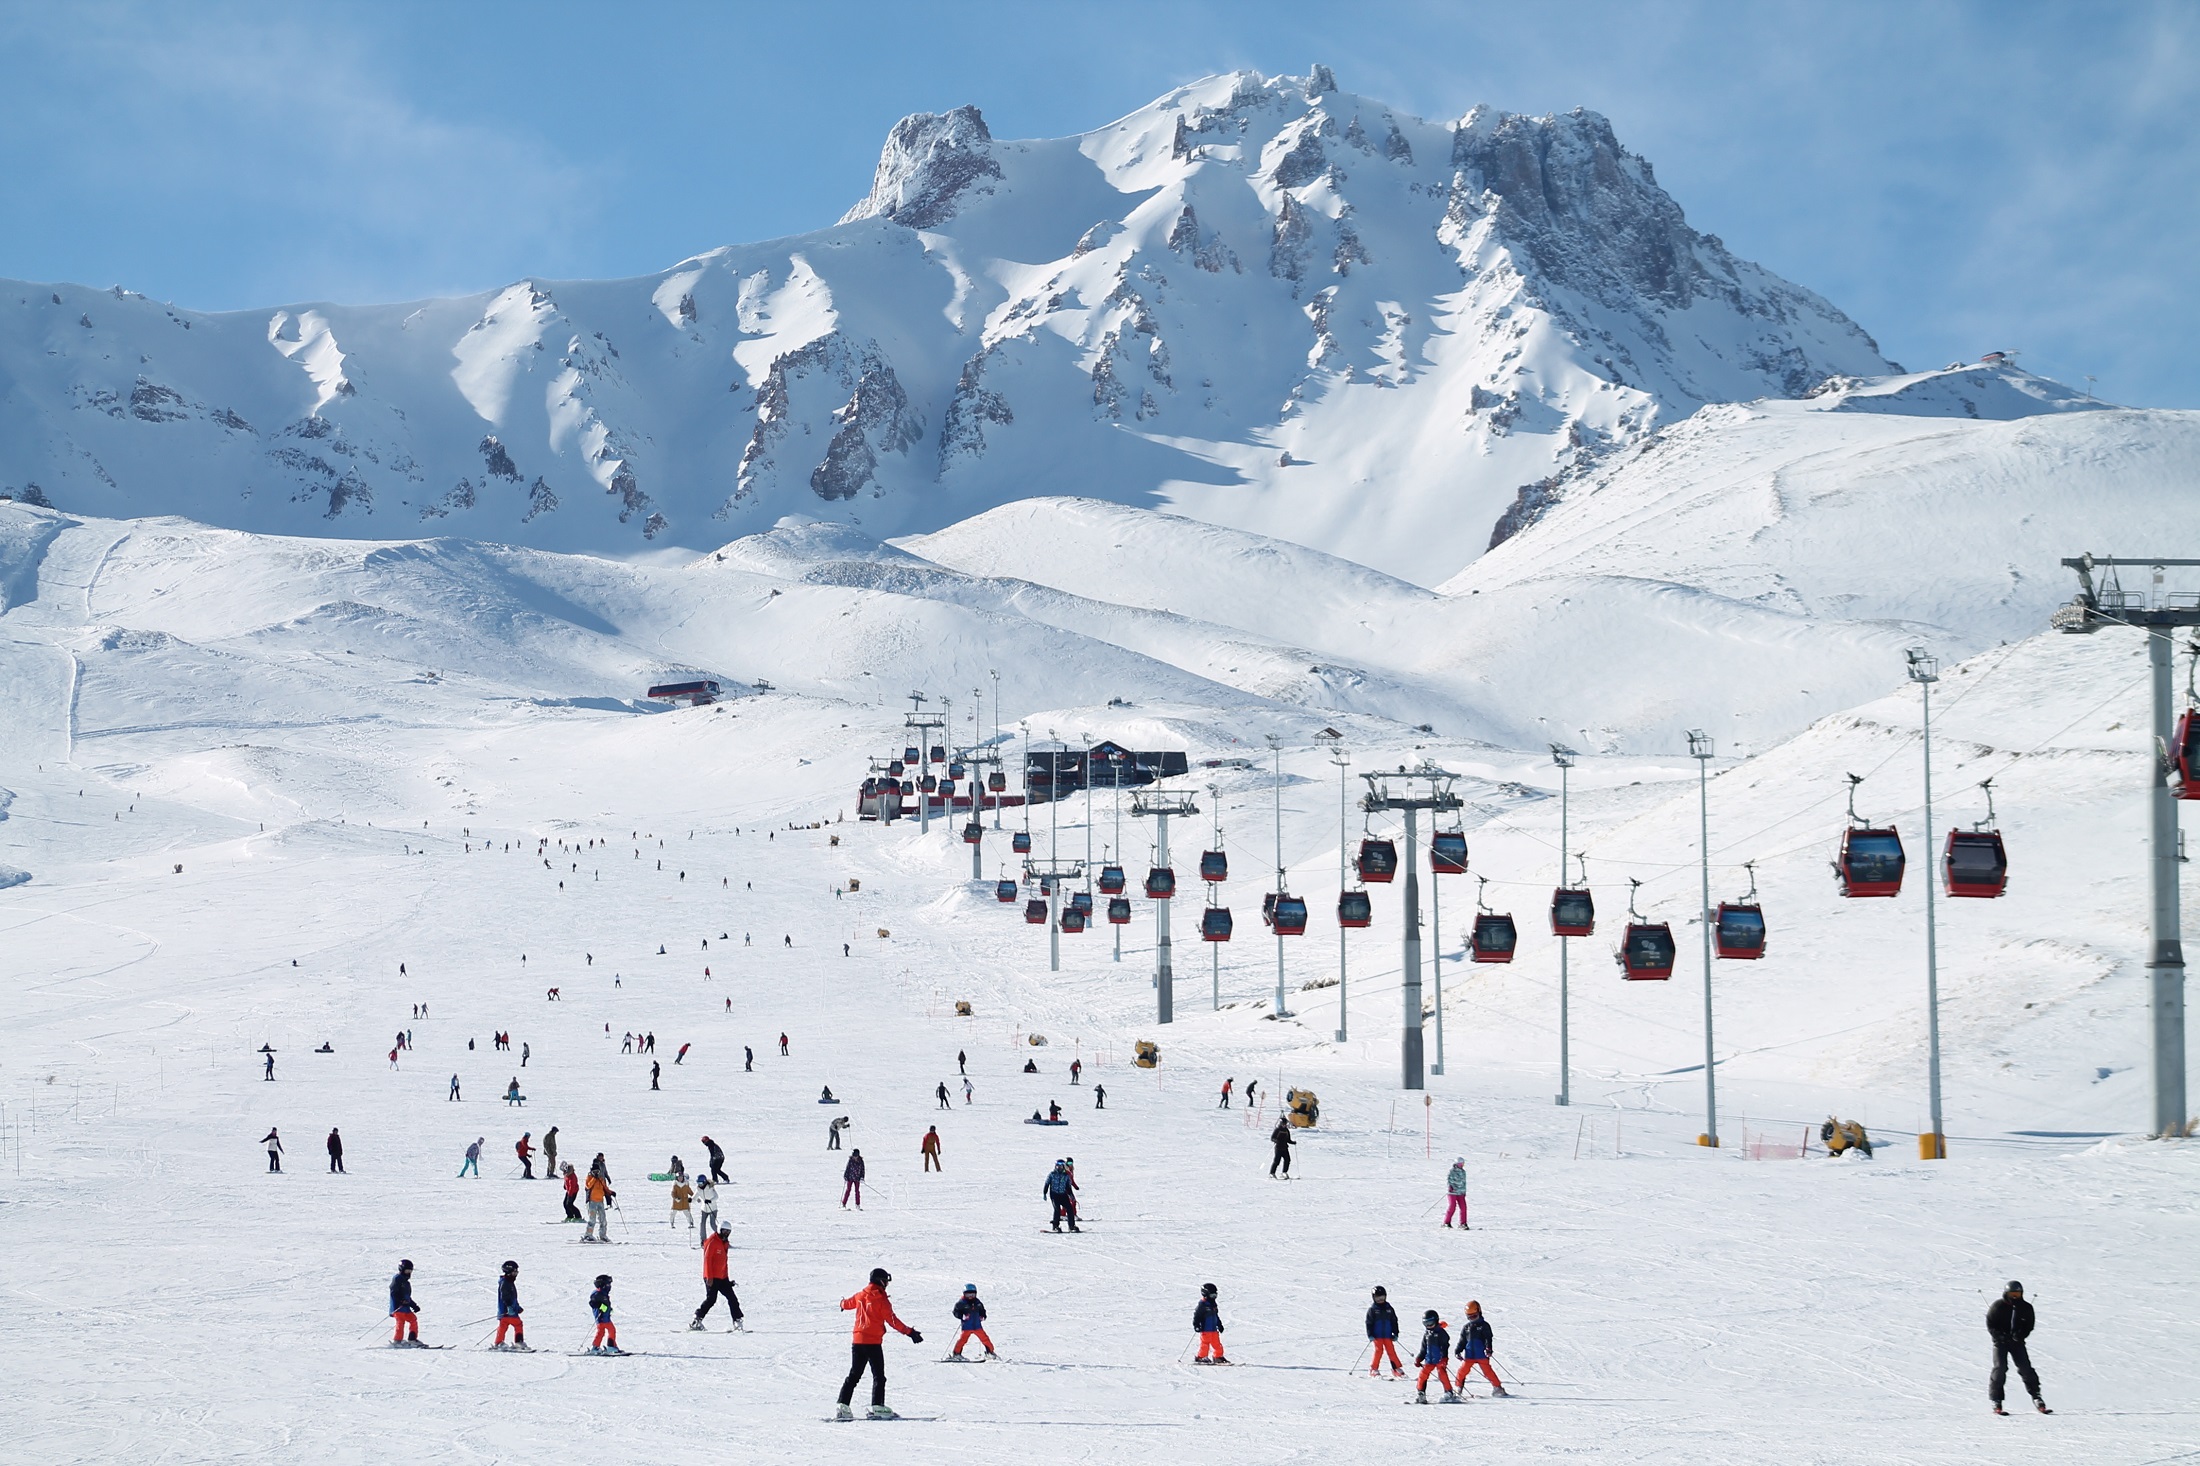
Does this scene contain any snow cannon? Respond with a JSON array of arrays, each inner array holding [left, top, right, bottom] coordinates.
[[1286, 1088, 1320, 1128], [955, 1001, 973, 1017], [1134, 1041, 1160, 1069]]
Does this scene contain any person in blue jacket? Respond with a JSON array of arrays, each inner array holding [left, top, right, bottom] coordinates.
[[1414, 1310, 1455, 1403], [950, 1284, 996, 1359], [1366, 1285, 1404, 1376], [494, 1261, 531, 1351], [1455, 1300, 1509, 1395], [1192, 1283, 1227, 1363], [388, 1259, 423, 1347]]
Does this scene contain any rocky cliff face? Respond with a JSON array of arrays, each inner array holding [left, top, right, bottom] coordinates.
[[0, 69, 1899, 584]]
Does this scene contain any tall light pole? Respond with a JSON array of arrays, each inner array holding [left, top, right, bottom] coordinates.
[[1908, 648, 1946, 1159], [2053, 554, 2193, 1139], [1266, 735, 1293, 1020], [1551, 743, 1576, 1107], [1688, 729, 1719, 1148], [1322, 732, 1350, 1043]]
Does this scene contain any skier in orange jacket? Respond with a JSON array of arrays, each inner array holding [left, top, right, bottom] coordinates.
[[835, 1267, 922, 1420]]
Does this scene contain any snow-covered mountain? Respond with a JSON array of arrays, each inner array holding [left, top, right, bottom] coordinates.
[[0, 68, 1900, 585]]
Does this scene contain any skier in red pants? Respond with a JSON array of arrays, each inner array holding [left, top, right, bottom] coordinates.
[[1414, 1310, 1456, 1403], [388, 1259, 423, 1346], [1192, 1283, 1227, 1362], [951, 1284, 995, 1358], [1365, 1286, 1405, 1376], [1455, 1300, 1509, 1395]]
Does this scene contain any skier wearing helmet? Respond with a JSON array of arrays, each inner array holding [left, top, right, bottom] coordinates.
[[835, 1267, 921, 1420], [1192, 1283, 1227, 1364], [494, 1262, 530, 1351], [587, 1275, 621, 1354]]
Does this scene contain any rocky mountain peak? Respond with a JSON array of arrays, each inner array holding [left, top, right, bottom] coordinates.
[[839, 104, 1000, 230]]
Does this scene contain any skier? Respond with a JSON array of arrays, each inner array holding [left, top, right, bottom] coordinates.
[[263, 1048, 275, 1081], [1414, 1310, 1456, 1403], [261, 1127, 283, 1173], [494, 1261, 531, 1350], [702, 1135, 727, 1182], [1043, 1159, 1080, 1232], [1988, 1281, 2051, 1415], [449, 1074, 461, 1102], [676, 1043, 690, 1065], [1219, 1078, 1233, 1109], [1093, 1084, 1105, 1109], [842, 1149, 865, 1209], [951, 1283, 995, 1359], [326, 1127, 345, 1174], [516, 1132, 535, 1179], [561, 1163, 583, 1222], [587, 1274, 622, 1354], [1366, 1286, 1405, 1377], [521, 1042, 529, 1068], [828, 1115, 849, 1150], [1443, 1156, 1469, 1229], [1456, 1300, 1508, 1395], [744, 1045, 753, 1070], [1192, 1283, 1227, 1364], [691, 1225, 744, 1331], [650, 1060, 660, 1091], [584, 1159, 614, 1240], [542, 1126, 558, 1178], [921, 1126, 942, 1172], [1070, 1059, 1081, 1085], [780, 1033, 789, 1055], [670, 1174, 694, 1231], [957, 1049, 967, 1075], [389, 1259, 423, 1347], [694, 1174, 719, 1236], [834, 1267, 921, 1420], [1269, 1117, 1294, 1177], [936, 1081, 951, 1110], [1244, 1078, 1258, 1109]]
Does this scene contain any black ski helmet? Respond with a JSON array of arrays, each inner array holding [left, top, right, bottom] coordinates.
[[594, 1274, 612, 1288], [397, 1259, 413, 1271], [870, 1267, 892, 1287], [1200, 1282, 1217, 1297], [501, 1260, 518, 1274], [1424, 1309, 1440, 1322], [1372, 1286, 1387, 1298], [2006, 1280, 2024, 1294]]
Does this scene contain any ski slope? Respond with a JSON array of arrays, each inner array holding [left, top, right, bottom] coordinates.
[[4, 455, 2198, 1461]]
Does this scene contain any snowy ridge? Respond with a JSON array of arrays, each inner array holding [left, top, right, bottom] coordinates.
[[0, 69, 1902, 585]]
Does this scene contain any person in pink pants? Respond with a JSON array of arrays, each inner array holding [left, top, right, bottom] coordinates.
[[1443, 1157, 1469, 1229]]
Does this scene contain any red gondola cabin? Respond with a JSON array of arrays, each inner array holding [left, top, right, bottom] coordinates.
[[1430, 832, 1469, 875], [1836, 826, 1905, 897], [1617, 921, 1676, 980], [1357, 839, 1397, 884], [1337, 890, 1372, 928], [1713, 904, 1766, 959], [1550, 888, 1595, 937], [1471, 913, 1517, 963], [1942, 830, 2008, 898]]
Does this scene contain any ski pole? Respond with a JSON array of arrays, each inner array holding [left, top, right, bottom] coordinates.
[[1347, 1342, 1370, 1373]]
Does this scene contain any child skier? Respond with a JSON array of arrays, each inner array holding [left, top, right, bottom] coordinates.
[[588, 1274, 622, 1354], [1192, 1283, 1227, 1363], [1366, 1286, 1405, 1377], [494, 1261, 531, 1350], [951, 1284, 995, 1359], [388, 1259, 423, 1347], [1414, 1310, 1456, 1403], [691, 1225, 744, 1331], [1443, 1156, 1469, 1229], [835, 1267, 922, 1420], [1455, 1300, 1508, 1395]]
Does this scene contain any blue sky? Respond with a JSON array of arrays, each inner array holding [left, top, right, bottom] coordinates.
[[3, 1, 2194, 406]]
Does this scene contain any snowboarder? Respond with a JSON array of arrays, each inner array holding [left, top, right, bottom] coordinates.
[[671, 1175, 694, 1230], [587, 1274, 622, 1354], [957, 1049, 967, 1075], [828, 1116, 849, 1150], [1022, 1058, 1039, 1074], [459, 1137, 483, 1177], [516, 1132, 535, 1179], [1043, 1159, 1080, 1232], [261, 1127, 283, 1173], [1414, 1310, 1455, 1402], [1456, 1300, 1508, 1395], [1244, 1078, 1258, 1109], [780, 1033, 789, 1055], [1443, 1156, 1469, 1229], [842, 1149, 865, 1209], [1047, 1099, 1063, 1122], [263, 1048, 275, 1081], [326, 1127, 345, 1174], [1269, 1118, 1294, 1177], [702, 1135, 727, 1182], [691, 1226, 744, 1331], [1093, 1084, 1105, 1109], [743, 1045, 753, 1070], [820, 1085, 838, 1104], [676, 1042, 690, 1065], [951, 1283, 995, 1359], [650, 1060, 660, 1091], [1219, 1077, 1233, 1109], [834, 1267, 921, 1420], [936, 1081, 951, 1110], [695, 1174, 719, 1235], [1988, 1281, 2051, 1415], [1070, 1059, 1081, 1085], [921, 1126, 942, 1172], [542, 1126, 558, 1178], [504, 1078, 523, 1105], [389, 1259, 423, 1346], [494, 1261, 531, 1350], [1366, 1286, 1405, 1377], [561, 1163, 583, 1222], [1192, 1283, 1227, 1363]]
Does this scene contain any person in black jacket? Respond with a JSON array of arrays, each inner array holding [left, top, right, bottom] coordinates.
[[494, 1261, 530, 1351], [1987, 1281, 2050, 1415], [1269, 1119, 1294, 1177], [388, 1260, 423, 1347], [1365, 1286, 1404, 1377], [1192, 1283, 1227, 1363], [1413, 1310, 1455, 1403]]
